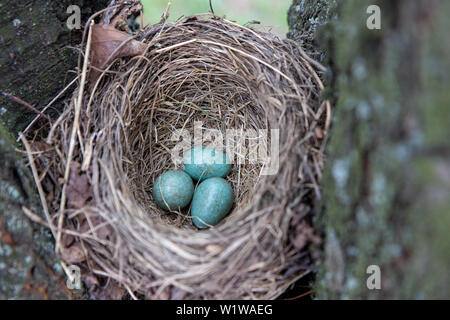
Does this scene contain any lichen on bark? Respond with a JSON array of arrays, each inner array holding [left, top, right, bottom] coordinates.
[[287, 0, 336, 60]]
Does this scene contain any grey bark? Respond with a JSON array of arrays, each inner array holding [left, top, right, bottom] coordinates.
[[288, 0, 450, 299], [0, 0, 108, 299], [0, 0, 108, 136], [0, 124, 73, 299]]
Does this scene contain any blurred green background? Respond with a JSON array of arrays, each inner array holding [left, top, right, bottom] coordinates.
[[140, 0, 291, 37]]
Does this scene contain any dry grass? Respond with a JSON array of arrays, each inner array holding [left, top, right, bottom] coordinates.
[[25, 13, 328, 299]]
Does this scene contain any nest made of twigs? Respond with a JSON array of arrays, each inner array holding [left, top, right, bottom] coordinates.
[[25, 14, 329, 299]]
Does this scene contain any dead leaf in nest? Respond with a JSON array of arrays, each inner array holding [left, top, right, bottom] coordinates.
[[61, 233, 75, 248], [86, 284, 109, 300], [66, 162, 93, 209], [90, 24, 147, 83], [60, 232, 84, 263], [82, 272, 112, 300], [60, 241, 86, 263]]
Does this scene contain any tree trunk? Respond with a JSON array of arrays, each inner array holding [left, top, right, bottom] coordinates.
[[0, 0, 108, 135], [0, 123, 76, 299], [0, 0, 108, 299], [288, 0, 450, 299], [287, 0, 335, 61], [2, 0, 449, 300]]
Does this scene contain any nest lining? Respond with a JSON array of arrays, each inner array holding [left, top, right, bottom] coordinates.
[[28, 14, 328, 299]]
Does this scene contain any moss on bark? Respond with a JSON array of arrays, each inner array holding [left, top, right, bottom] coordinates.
[[289, 0, 450, 299], [0, 0, 108, 299], [0, 0, 108, 136]]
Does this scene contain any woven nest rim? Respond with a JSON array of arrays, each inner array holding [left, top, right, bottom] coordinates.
[[24, 13, 329, 300]]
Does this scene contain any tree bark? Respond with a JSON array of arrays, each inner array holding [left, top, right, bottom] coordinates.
[[0, 0, 108, 136], [0, 0, 108, 299], [287, 0, 335, 61], [289, 0, 450, 299], [0, 123, 76, 299]]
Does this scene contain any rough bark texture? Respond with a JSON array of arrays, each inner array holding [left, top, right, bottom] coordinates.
[[288, 0, 450, 299], [287, 0, 335, 61], [0, 0, 108, 136], [0, 0, 108, 299], [2, 0, 449, 300], [0, 123, 73, 299]]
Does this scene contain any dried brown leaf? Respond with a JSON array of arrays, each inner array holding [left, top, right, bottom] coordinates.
[[60, 241, 86, 263], [66, 162, 93, 209], [61, 233, 75, 248], [90, 24, 146, 83]]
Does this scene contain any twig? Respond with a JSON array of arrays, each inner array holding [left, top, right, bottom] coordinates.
[[2, 92, 52, 122], [325, 101, 332, 133], [297, 45, 327, 73], [17, 76, 79, 142], [125, 284, 138, 300], [209, 0, 215, 15], [160, 2, 171, 23], [21, 139, 56, 239], [155, 39, 197, 53], [22, 206, 48, 226], [57, 20, 94, 254], [284, 289, 314, 300]]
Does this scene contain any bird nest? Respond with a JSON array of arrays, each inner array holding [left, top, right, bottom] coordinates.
[[24, 13, 329, 299]]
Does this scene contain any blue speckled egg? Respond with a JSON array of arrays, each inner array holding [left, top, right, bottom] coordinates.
[[183, 146, 231, 181], [191, 177, 234, 228], [152, 170, 194, 211]]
